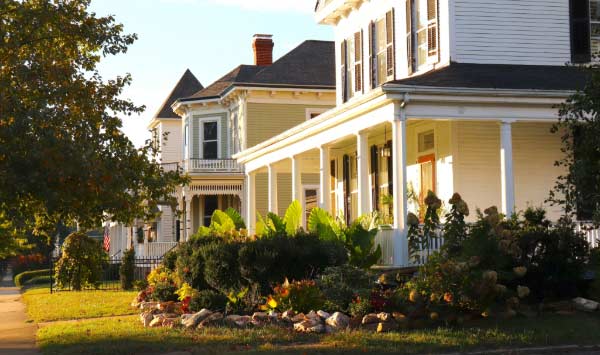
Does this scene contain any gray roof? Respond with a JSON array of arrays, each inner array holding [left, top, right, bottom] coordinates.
[[155, 69, 203, 118], [181, 40, 335, 102], [387, 63, 591, 92]]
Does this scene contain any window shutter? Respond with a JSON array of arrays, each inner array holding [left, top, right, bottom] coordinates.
[[385, 9, 395, 79], [354, 31, 363, 92], [571, 0, 591, 63], [406, 0, 413, 74], [340, 40, 348, 102], [369, 22, 376, 89], [427, 0, 439, 59]]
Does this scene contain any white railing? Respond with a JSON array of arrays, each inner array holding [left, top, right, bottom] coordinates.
[[160, 162, 181, 172], [575, 222, 600, 249], [135, 242, 178, 258], [186, 159, 243, 174]]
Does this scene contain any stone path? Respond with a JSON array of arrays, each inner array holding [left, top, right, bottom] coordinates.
[[0, 268, 39, 355]]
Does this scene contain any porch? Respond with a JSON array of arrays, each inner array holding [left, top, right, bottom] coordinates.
[[236, 88, 577, 267]]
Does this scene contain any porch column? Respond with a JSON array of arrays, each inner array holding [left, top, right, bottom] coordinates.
[[319, 146, 331, 212], [500, 120, 515, 217], [391, 112, 409, 266], [357, 131, 370, 216], [185, 198, 192, 241], [291, 156, 303, 227], [245, 172, 256, 233], [267, 164, 278, 213]]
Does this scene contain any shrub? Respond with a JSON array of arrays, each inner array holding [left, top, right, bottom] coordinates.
[[54, 232, 107, 291], [587, 248, 600, 302], [348, 289, 373, 317], [14, 269, 50, 287], [119, 248, 135, 290], [317, 266, 373, 312], [268, 279, 325, 313], [24, 275, 51, 286], [162, 247, 178, 271], [151, 282, 178, 302], [200, 241, 241, 293], [189, 289, 228, 312]]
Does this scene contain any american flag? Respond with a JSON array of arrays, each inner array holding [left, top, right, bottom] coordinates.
[[103, 223, 110, 252]]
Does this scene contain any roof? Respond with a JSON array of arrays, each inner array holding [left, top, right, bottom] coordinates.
[[181, 40, 335, 102], [155, 69, 203, 118], [387, 63, 591, 92]]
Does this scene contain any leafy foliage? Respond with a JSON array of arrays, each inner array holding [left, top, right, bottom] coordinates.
[[189, 289, 227, 312], [119, 248, 135, 290], [54, 232, 106, 291], [317, 266, 373, 313], [0, 0, 188, 240], [267, 279, 325, 313], [283, 200, 303, 236], [407, 191, 442, 264]]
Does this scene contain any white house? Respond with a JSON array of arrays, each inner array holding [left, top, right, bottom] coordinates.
[[234, 0, 594, 266]]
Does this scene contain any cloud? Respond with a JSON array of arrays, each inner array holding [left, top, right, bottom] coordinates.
[[161, 0, 316, 13]]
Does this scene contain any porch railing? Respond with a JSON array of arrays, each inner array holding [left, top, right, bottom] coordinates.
[[185, 159, 243, 174], [134, 242, 178, 259], [160, 162, 181, 172], [376, 222, 600, 268]]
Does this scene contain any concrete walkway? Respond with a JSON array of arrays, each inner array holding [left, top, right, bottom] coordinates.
[[0, 268, 39, 355]]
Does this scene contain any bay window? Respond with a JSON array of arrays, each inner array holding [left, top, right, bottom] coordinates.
[[202, 121, 218, 159]]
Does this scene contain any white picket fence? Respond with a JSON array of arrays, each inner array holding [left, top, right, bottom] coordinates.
[[375, 222, 600, 267]]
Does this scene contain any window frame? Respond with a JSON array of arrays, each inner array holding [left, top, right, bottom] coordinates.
[[590, 0, 600, 61], [371, 9, 396, 88], [305, 108, 329, 121], [197, 117, 221, 160]]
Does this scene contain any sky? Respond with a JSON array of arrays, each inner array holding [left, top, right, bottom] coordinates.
[[90, 0, 333, 147]]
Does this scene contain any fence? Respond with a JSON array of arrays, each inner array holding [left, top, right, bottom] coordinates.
[[50, 256, 163, 293]]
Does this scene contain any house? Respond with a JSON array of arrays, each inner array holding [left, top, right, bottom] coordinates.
[[234, 0, 594, 266], [169, 35, 336, 241]]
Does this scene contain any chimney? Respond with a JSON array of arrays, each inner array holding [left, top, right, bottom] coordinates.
[[252, 34, 274, 66]]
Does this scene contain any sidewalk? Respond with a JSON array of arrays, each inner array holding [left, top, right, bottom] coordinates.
[[0, 268, 39, 355]]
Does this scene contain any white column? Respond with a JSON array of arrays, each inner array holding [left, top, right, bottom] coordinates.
[[391, 114, 409, 266], [357, 131, 370, 216], [500, 120, 515, 217], [319, 146, 331, 212], [185, 198, 192, 241], [267, 164, 278, 213], [245, 172, 256, 233], [291, 156, 302, 202]]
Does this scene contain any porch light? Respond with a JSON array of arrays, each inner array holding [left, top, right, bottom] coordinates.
[[381, 126, 391, 157]]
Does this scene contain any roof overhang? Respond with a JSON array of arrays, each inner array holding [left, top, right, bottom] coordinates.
[[315, 0, 365, 25]]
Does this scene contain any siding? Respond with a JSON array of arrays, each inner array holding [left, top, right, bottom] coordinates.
[[453, 0, 571, 65], [158, 206, 174, 242], [191, 113, 229, 159], [246, 103, 332, 148], [159, 120, 183, 164]]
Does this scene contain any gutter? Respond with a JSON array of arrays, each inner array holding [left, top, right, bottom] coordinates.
[[383, 84, 575, 98]]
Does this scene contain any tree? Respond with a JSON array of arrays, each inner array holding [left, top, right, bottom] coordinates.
[[0, 0, 188, 246], [549, 66, 600, 223]]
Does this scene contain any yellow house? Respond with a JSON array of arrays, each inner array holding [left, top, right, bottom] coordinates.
[[171, 35, 336, 240], [234, 1, 592, 266]]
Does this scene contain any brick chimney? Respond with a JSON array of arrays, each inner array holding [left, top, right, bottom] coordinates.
[[252, 34, 274, 66]]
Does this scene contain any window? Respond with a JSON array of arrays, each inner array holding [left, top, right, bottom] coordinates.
[[407, 0, 439, 71], [306, 108, 328, 120], [203, 196, 218, 227], [591, 1, 600, 59], [304, 188, 319, 227], [341, 32, 364, 102], [203, 121, 218, 159], [371, 10, 395, 87], [354, 32, 363, 92], [571, 0, 592, 63], [184, 123, 189, 160], [418, 130, 435, 153]]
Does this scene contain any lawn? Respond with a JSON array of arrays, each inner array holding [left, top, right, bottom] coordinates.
[[37, 313, 600, 355], [23, 286, 138, 322]]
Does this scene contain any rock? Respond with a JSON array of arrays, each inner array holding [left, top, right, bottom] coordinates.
[[348, 316, 362, 329], [573, 297, 599, 312], [233, 315, 253, 328], [252, 312, 269, 322], [149, 317, 164, 328], [162, 317, 180, 328], [362, 313, 380, 325], [542, 300, 573, 312], [224, 315, 242, 327], [198, 312, 223, 328], [294, 319, 325, 333], [377, 312, 391, 322], [180, 314, 194, 324], [306, 311, 320, 320], [317, 310, 331, 319], [268, 311, 280, 320], [140, 311, 154, 327], [361, 322, 379, 332], [282, 310, 296, 321], [325, 312, 350, 330], [182, 309, 212, 329], [140, 302, 159, 311], [377, 322, 398, 333], [290, 313, 306, 323]]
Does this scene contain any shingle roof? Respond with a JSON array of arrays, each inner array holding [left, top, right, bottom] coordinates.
[[387, 63, 591, 92], [155, 69, 203, 118], [180, 40, 335, 102]]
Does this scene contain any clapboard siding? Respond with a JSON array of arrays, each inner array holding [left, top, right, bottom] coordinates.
[[159, 120, 183, 164], [453, 0, 571, 65], [246, 103, 332, 149], [191, 113, 228, 159]]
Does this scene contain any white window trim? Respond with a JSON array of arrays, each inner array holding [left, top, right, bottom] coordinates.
[[305, 108, 329, 121], [198, 116, 222, 160]]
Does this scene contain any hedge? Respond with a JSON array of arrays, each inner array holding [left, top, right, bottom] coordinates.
[[14, 269, 51, 287]]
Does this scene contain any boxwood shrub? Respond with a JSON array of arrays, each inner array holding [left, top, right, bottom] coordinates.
[[14, 269, 50, 287]]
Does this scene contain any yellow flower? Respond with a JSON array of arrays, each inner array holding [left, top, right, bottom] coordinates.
[[267, 296, 278, 309], [409, 290, 420, 303]]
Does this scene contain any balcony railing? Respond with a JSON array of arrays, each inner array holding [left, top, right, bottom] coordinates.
[[160, 162, 181, 172], [135, 242, 179, 259], [185, 159, 243, 174]]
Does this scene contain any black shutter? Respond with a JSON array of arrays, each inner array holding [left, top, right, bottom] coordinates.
[[370, 146, 380, 211], [369, 21, 376, 89], [386, 140, 393, 196], [342, 154, 351, 225], [341, 40, 348, 102], [571, 0, 591, 63]]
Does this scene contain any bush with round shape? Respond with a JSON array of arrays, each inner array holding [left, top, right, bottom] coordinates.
[[189, 289, 228, 312], [151, 282, 178, 302], [14, 269, 50, 288], [200, 241, 241, 293], [54, 232, 107, 291], [24, 275, 51, 286], [318, 265, 373, 312]]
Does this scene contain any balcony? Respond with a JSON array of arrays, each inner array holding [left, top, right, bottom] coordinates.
[[185, 159, 243, 174]]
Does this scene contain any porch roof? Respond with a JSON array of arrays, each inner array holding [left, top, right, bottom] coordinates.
[[387, 63, 591, 92]]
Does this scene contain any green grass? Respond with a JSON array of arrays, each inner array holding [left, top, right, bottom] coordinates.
[[23, 287, 138, 323], [37, 313, 600, 355]]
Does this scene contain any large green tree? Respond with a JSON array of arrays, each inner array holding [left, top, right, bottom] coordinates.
[[550, 66, 600, 223], [0, 0, 187, 248]]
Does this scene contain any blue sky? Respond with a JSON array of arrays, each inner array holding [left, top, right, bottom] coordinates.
[[90, 0, 333, 147]]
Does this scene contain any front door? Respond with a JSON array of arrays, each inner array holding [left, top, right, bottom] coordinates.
[[418, 154, 436, 205]]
